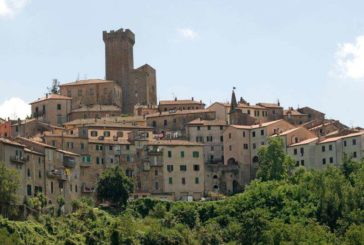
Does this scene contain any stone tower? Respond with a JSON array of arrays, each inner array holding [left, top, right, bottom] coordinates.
[[103, 28, 157, 114]]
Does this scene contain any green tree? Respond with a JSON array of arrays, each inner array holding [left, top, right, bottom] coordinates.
[[97, 166, 134, 208], [256, 137, 294, 181], [0, 163, 19, 216], [47, 79, 60, 94]]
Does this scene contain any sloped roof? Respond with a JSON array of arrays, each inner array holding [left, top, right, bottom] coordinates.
[[60, 79, 116, 87], [30, 94, 72, 104]]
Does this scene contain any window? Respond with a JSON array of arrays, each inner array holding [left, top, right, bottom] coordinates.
[[294, 149, 298, 155], [67, 90, 71, 97], [51, 181, 53, 194], [96, 157, 100, 165], [243, 144, 248, 150], [39, 170, 42, 178], [152, 121, 157, 127], [78, 89, 82, 96], [322, 158, 326, 165], [353, 139, 357, 145], [27, 185, 32, 196], [229, 145, 232, 151], [330, 157, 334, 163], [207, 126, 211, 130], [126, 145, 130, 150], [252, 143, 256, 149], [261, 129, 264, 136], [300, 148, 304, 156], [180, 151, 185, 158], [169, 177, 173, 184], [167, 165, 174, 172], [195, 177, 199, 184], [193, 151, 199, 158], [75, 185, 78, 193], [180, 165, 187, 171], [220, 126, 223, 130], [155, 182, 159, 190], [168, 151, 172, 158], [329, 145, 333, 151], [344, 141, 347, 147], [182, 177, 186, 185], [91, 131, 98, 137], [80, 143, 85, 150], [193, 165, 200, 171], [109, 145, 113, 151], [197, 126, 201, 131], [322, 146, 326, 152], [252, 131, 256, 137], [220, 136, 223, 142], [104, 131, 110, 137], [57, 104, 61, 110], [353, 152, 357, 158], [229, 133, 232, 139], [164, 120, 168, 126], [301, 160, 305, 166], [27, 168, 31, 177], [243, 131, 246, 137], [155, 170, 158, 176]]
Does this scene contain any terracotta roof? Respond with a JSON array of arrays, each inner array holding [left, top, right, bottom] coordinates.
[[257, 103, 282, 109], [319, 131, 364, 144], [30, 94, 72, 104], [89, 139, 130, 145], [187, 118, 227, 126], [60, 79, 116, 87], [56, 149, 80, 157], [159, 99, 204, 105], [277, 127, 301, 136], [25, 148, 44, 156], [148, 140, 203, 146], [63, 116, 145, 126], [289, 137, 318, 147], [283, 109, 306, 116], [15, 137, 56, 149], [85, 123, 153, 130], [0, 138, 24, 147], [237, 103, 265, 109], [145, 109, 213, 118], [70, 105, 121, 113], [230, 119, 286, 130]]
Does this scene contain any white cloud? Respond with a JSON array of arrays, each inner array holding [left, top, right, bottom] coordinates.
[[177, 28, 198, 41], [0, 0, 30, 17], [335, 35, 364, 79], [0, 97, 30, 120]]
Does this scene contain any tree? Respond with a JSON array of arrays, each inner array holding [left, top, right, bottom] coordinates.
[[256, 137, 294, 181], [0, 163, 19, 216], [47, 79, 60, 94], [96, 166, 134, 208]]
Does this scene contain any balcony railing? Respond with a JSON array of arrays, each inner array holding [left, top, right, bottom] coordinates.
[[63, 156, 76, 168], [47, 169, 68, 181], [10, 155, 27, 164]]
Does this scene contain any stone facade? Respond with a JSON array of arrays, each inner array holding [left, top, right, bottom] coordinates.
[[103, 28, 157, 114], [158, 98, 205, 112], [30, 94, 72, 126]]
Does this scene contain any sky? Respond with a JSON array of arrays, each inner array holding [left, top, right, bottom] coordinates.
[[0, 0, 364, 126]]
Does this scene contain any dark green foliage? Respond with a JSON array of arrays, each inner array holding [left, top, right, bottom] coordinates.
[[2, 150, 364, 244], [0, 163, 19, 217], [96, 166, 134, 208], [256, 137, 294, 181]]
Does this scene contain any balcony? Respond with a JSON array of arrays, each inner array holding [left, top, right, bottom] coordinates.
[[10, 155, 27, 164], [147, 146, 163, 156], [82, 184, 95, 193], [47, 169, 68, 181], [63, 156, 76, 168]]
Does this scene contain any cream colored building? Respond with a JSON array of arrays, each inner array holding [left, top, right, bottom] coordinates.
[[30, 94, 72, 126], [147, 140, 204, 200]]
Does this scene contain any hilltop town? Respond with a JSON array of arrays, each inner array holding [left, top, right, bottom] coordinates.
[[0, 27, 362, 212]]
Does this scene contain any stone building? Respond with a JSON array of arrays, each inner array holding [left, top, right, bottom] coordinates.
[[158, 98, 205, 112], [147, 140, 205, 200], [187, 118, 226, 164], [59, 79, 122, 118], [103, 28, 157, 114], [223, 120, 296, 185], [0, 119, 14, 138], [11, 119, 64, 138], [146, 109, 216, 137], [30, 94, 72, 126], [283, 107, 310, 126]]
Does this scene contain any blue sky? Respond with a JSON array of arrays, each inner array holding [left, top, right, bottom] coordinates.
[[0, 0, 364, 126]]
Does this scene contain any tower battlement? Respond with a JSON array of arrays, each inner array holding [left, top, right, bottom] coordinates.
[[103, 28, 135, 44]]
